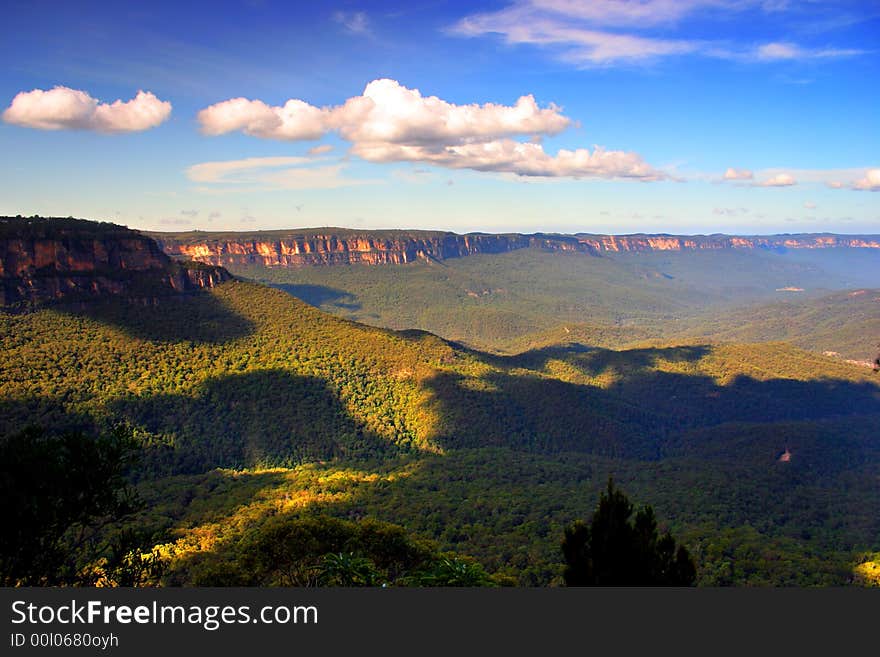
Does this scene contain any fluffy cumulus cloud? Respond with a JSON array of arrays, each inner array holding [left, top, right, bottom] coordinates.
[[198, 79, 571, 143], [852, 168, 880, 191], [196, 97, 328, 140], [197, 79, 664, 181], [758, 173, 797, 187], [2, 86, 171, 132], [723, 167, 753, 181]]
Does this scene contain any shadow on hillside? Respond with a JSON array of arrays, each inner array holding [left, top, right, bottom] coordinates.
[[0, 396, 97, 439], [419, 344, 880, 459], [272, 284, 361, 311], [491, 343, 707, 371], [134, 467, 290, 542], [111, 369, 407, 476], [57, 291, 255, 344]]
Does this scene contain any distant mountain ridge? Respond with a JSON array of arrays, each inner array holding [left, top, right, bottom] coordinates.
[[0, 216, 232, 307], [149, 227, 880, 268]]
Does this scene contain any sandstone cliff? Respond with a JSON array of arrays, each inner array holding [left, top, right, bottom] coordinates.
[[574, 233, 880, 252], [150, 228, 880, 268], [1, 216, 232, 308], [151, 231, 533, 267]]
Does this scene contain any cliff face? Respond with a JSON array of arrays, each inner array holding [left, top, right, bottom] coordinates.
[[153, 233, 533, 267], [574, 234, 880, 252], [0, 217, 232, 308], [152, 230, 880, 268]]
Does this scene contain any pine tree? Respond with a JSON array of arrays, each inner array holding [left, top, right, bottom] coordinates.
[[561, 478, 696, 586]]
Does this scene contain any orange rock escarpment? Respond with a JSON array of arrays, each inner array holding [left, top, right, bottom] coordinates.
[[1, 217, 232, 307], [151, 232, 535, 267], [151, 229, 880, 268]]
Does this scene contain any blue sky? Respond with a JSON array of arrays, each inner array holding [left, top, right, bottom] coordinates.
[[1, 0, 878, 235]]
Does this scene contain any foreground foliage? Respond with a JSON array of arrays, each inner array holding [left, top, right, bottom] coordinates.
[[0, 426, 146, 586]]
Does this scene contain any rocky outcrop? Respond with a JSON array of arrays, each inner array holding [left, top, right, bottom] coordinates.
[[151, 229, 880, 268], [0, 216, 232, 308]]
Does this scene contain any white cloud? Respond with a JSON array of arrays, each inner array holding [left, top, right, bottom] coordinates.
[[197, 79, 664, 181], [186, 156, 379, 191], [852, 168, 880, 191], [804, 201, 816, 209], [196, 97, 329, 140], [2, 86, 171, 132], [723, 167, 753, 181], [333, 11, 371, 35], [807, 168, 880, 191], [199, 79, 571, 143], [758, 173, 797, 187], [308, 144, 334, 155]]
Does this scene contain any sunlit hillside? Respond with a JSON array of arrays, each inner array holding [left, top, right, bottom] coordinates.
[[3, 280, 879, 585]]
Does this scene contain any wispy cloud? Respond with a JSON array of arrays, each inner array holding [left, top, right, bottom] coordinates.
[[2, 86, 171, 132], [751, 41, 864, 61], [713, 207, 750, 216], [186, 156, 380, 191], [450, 1, 867, 66], [308, 144, 334, 156], [158, 216, 192, 226], [197, 79, 667, 181], [333, 11, 371, 36], [187, 156, 311, 183]]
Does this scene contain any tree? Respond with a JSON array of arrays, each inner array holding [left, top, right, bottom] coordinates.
[[561, 478, 696, 586], [0, 425, 141, 586]]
